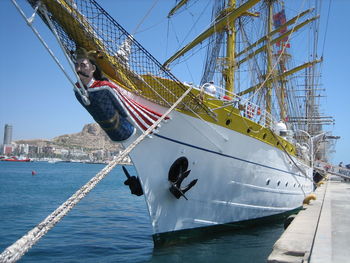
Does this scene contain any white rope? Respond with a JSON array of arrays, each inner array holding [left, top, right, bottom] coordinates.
[[0, 86, 193, 263]]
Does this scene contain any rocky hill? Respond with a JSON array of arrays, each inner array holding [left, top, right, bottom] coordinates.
[[15, 123, 123, 151]]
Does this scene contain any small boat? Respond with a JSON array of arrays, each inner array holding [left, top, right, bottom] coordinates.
[[0, 156, 31, 162]]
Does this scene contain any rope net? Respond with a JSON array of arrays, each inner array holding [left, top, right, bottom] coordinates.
[[27, 0, 214, 117]]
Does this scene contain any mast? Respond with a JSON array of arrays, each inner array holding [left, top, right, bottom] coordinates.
[[276, 2, 287, 121], [265, 0, 274, 116], [277, 53, 288, 121], [224, 0, 236, 96], [235, 15, 319, 68], [163, 0, 260, 68]]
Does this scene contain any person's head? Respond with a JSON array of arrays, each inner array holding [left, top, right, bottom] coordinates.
[[75, 57, 96, 86], [74, 47, 107, 85]]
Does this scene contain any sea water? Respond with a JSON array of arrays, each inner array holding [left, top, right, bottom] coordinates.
[[0, 162, 284, 262]]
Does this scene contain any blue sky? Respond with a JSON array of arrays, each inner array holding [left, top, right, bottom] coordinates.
[[0, 0, 349, 164]]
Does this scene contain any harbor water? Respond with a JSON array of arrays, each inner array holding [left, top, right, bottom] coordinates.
[[0, 162, 285, 262]]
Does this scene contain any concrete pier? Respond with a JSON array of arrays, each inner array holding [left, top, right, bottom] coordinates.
[[267, 176, 350, 263]]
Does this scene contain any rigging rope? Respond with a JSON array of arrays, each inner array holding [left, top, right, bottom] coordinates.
[[132, 0, 160, 35], [321, 0, 332, 57], [246, 1, 309, 105], [0, 86, 193, 263]]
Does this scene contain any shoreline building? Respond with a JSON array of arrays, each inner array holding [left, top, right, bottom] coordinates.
[[2, 124, 13, 155]]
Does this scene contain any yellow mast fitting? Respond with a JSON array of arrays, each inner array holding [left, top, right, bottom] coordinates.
[[237, 59, 322, 96], [266, 0, 274, 116], [163, 0, 260, 68], [236, 15, 320, 67], [224, 0, 236, 97], [167, 0, 189, 18], [235, 8, 314, 58], [278, 62, 287, 120]]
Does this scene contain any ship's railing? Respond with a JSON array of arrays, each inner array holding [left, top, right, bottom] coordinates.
[[315, 161, 350, 176], [314, 160, 350, 180], [199, 82, 278, 130]]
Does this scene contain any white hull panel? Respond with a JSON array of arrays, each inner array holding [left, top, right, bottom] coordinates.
[[123, 111, 313, 236]]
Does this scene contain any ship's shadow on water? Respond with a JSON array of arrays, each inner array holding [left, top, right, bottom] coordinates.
[[149, 221, 285, 263]]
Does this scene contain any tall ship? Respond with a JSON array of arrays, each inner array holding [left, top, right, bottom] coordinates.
[[16, 0, 333, 244]]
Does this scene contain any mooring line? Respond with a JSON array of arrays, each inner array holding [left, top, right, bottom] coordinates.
[[0, 86, 193, 263]]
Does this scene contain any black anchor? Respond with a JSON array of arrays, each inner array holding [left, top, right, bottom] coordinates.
[[122, 166, 143, 196], [168, 157, 198, 200]]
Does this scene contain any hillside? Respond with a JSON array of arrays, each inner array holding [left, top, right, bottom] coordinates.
[[15, 123, 123, 151]]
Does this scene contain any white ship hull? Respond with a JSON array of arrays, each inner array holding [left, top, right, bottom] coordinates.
[[123, 109, 314, 238], [14, 0, 329, 253]]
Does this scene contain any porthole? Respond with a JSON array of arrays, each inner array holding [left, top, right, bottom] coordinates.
[[262, 133, 267, 140], [277, 180, 281, 186], [285, 182, 288, 187], [247, 128, 251, 133], [225, 119, 231, 125], [266, 179, 271, 185]]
